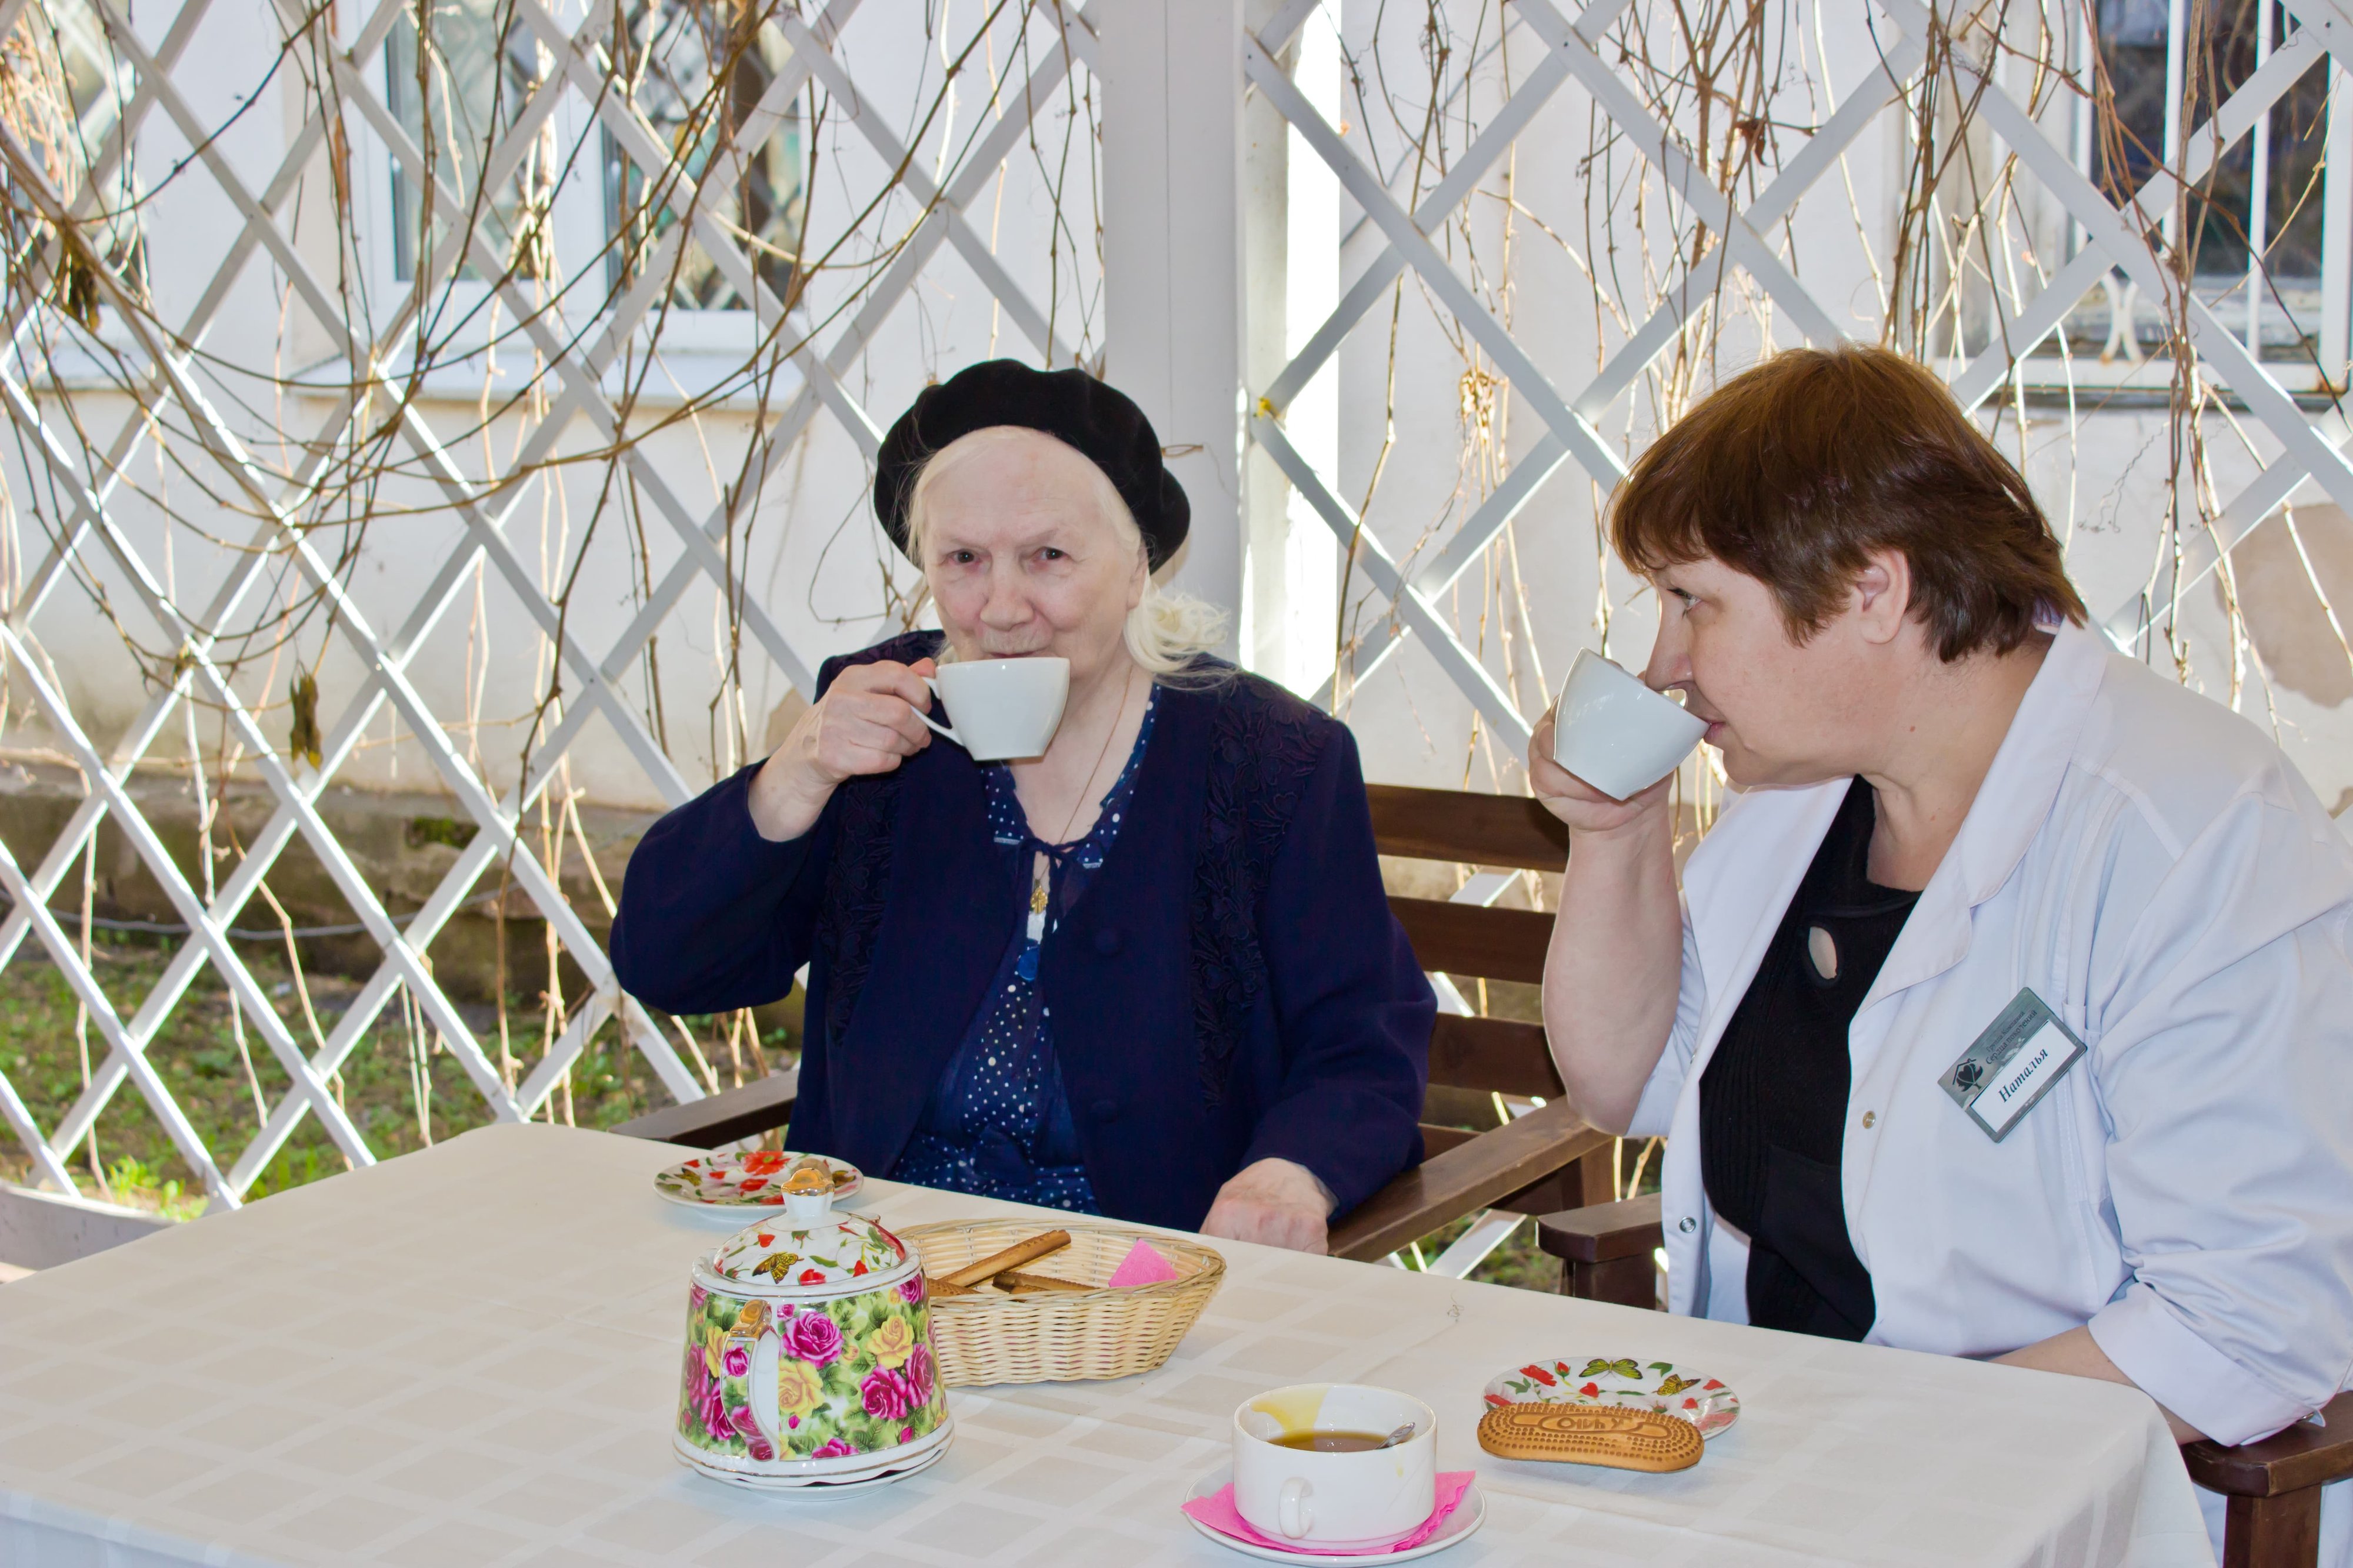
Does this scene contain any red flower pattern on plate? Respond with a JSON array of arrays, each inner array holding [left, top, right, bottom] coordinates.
[[1481, 1357, 1741, 1440]]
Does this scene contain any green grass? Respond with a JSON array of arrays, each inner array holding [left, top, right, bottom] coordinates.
[[0, 927, 787, 1212]]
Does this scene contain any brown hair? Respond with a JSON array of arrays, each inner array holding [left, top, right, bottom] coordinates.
[[1609, 345, 2086, 661]]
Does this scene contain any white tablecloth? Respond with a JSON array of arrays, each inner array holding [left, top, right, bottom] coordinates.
[[0, 1123, 2212, 1567]]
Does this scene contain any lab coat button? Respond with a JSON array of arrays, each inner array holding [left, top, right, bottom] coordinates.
[[1677, 1215, 1697, 1235], [1862, 1111, 1877, 1129]]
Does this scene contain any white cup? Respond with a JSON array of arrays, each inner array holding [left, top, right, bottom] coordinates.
[[1231, 1384, 1437, 1548], [1551, 648, 1709, 800], [919, 656, 1069, 761]]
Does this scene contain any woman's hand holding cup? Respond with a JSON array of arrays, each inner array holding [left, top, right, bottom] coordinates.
[[1529, 703, 1672, 837], [748, 659, 937, 842]]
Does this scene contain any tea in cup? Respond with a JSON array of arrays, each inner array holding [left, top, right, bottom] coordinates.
[[1551, 649, 1708, 800], [1232, 1384, 1436, 1546], [919, 655, 1069, 761]]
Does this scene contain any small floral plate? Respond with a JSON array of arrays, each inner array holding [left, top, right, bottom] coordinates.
[[653, 1150, 863, 1209], [1482, 1356, 1740, 1438]]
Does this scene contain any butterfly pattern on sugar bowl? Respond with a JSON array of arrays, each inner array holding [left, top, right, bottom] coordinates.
[[676, 1162, 951, 1489]]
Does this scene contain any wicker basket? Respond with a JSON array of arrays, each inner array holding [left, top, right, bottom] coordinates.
[[901, 1219, 1225, 1386]]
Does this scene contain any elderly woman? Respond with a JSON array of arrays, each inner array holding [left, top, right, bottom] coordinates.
[[1534, 346, 2353, 1553], [611, 360, 1432, 1252]]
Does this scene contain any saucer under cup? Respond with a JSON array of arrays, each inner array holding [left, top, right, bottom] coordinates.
[[1183, 1468, 1485, 1565], [1552, 649, 1707, 800], [923, 656, 1068, 761], [1232, 1384, 1436, 1549]]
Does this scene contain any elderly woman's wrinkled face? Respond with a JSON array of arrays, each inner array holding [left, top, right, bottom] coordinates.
[[1643, 555, 1890, 788], [917, 428, 1148, 686]]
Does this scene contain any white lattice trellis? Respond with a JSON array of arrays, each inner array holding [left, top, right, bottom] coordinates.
[[1246, 0, 2353, 743], [0, 0, 1098, 1205], [5, 0, 2351, 1215]]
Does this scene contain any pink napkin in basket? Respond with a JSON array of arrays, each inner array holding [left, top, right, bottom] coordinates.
[[1181, 1472, 1475, 1556], [1106, 1237, 1183, 1289]]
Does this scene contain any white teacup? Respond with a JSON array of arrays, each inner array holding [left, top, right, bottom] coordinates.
[[1232, 1384, 1436, 1547], [1551, 648, 1708, 800], [919, 656, 1069, 762]]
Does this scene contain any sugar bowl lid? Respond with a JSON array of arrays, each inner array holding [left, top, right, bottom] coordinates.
[[708, 1160, 911, 1293]]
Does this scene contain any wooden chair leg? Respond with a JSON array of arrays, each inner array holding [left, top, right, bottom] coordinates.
[[2223, 1489, 2324, 1568], [1557, 1253, 1656, 1309]]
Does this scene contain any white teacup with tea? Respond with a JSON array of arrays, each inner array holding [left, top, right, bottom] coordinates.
[[1551, 648, 1709, 800], [1232, 1383, 1437, 1547], [918, 655, 1069, 762]]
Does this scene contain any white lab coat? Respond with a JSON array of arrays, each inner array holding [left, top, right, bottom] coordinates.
[[1630, 621, 2353, 1562]]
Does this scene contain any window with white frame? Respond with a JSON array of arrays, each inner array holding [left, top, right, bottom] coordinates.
[[5, 0, 146, 307], [2049, 0, 2351, 383], [375, 0, 806, 341], [384, 0, 557, 284], [2094, 0, 2333, 351], [603, 0, 808, 314]]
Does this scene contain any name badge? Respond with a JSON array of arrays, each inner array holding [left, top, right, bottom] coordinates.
[[1937, 989, 2087, 1143]]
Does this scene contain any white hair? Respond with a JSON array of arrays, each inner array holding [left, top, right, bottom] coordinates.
[[903, 427, 1229, 680]]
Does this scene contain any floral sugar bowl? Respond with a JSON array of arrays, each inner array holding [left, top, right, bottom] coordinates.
[[675, 1162, 951, 1490]]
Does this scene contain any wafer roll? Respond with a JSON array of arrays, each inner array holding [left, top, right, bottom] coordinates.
[[1476, 1404, 1704, 1472], [939, 1229, 1072, 1289], [997, 1269, 1092, 1294]]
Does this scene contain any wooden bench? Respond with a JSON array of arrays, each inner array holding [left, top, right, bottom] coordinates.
[[1325, 785, 1610, 1261]]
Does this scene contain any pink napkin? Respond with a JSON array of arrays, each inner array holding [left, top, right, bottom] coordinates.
[[1106, 1237, 1183, 1289], [1181, 1472, 1475, 1555]]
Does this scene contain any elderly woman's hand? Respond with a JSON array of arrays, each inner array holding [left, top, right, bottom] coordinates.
[[1529, 702, 1673, 836], [748, 659, 938, 842], [1201, 1157, 1335, 1253]]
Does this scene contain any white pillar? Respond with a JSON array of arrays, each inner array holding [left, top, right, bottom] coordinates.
[[1101, 0, 1248, 649], [1274, 11, 1339, 697], [1234, 0, 1339, 696]]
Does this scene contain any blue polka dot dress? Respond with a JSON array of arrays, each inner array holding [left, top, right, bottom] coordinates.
[[893, 687, 1161, 1212]]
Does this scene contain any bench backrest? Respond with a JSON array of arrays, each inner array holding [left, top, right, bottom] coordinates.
[[1367, 784, 1567, 1157]]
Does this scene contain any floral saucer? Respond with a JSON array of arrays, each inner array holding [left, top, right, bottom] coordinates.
[[654, 1150, 864, 1209], [1482, 1356, 1740, 1438], [694, 1434, 946, 1493]]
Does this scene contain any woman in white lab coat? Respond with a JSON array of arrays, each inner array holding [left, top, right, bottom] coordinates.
[[1534, 345, 2353, 1557]]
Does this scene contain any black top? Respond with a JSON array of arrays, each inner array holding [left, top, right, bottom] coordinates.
[[1700, 777, 1917, 1340]]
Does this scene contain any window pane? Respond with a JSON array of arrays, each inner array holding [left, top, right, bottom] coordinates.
[[2, 0, 146, 301], [385, 0, 548, 283], [605, 0, 806, 312], [2093, 0, 2329, 289]]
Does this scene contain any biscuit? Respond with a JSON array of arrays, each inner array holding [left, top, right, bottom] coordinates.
[[1475, 1404, 1704, 1472]]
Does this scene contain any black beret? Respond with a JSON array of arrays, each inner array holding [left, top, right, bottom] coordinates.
[[874, 360, 1191, 571]]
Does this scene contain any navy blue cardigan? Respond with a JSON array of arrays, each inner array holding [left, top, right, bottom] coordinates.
[[609, 634, 1434, 1231]]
